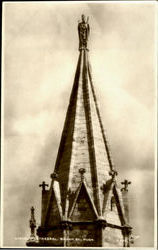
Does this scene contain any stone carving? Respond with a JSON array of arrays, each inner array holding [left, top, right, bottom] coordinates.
[[78, 14, 90, 50], [39, 181, 48, 191]]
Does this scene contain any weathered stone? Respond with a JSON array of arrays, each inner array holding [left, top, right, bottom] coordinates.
[[27, 16, 132, 247]]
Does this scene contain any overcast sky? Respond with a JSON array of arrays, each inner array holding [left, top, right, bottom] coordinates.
[[2, 1, 156, 247]]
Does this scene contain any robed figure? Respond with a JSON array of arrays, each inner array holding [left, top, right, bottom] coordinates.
[[78, 14, 90, 50]]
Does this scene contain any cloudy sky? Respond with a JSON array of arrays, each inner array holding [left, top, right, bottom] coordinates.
[[2, 1, 156, 247]]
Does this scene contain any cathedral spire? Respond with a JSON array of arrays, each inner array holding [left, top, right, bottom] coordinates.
[[26, 16, 133, 247], [51, 16, 117, 218]]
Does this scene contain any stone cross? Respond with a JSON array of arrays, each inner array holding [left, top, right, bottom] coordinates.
[[39, 181, 48, 191], [121, 179, 131, 191]]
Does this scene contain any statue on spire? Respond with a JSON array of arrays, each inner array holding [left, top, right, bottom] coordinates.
[[78, 14, 90, 51]]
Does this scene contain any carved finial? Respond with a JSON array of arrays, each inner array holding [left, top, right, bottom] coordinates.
[[78, 15, 90, 51], [79, 168, 86, 181], [29, 206, 36, 240], [121, 179, 131, 191], [100, 183, 107, 194], [50, 172, 58, 180], [109, 169, 118, 181], [39, 181, 49, 191]]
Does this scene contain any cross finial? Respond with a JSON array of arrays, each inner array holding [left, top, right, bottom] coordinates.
[[39, 181, 48, 191], [109, 169, 118, 181], [121, 179, 131, 191], [79, 168, 86, 181]]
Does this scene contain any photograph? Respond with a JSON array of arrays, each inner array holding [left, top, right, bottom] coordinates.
[[1, 1, 157, 248]]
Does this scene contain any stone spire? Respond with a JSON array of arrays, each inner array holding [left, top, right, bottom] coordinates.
[[26, 15, 133, 247]]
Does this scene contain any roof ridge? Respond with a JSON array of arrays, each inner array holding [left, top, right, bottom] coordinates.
[[87, 59, 115, 172]]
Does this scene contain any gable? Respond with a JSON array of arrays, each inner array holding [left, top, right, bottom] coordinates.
[[70, 184, 97, 221], [103, 192, 121, 226], [101, 181, 124, 227], [45, 191, 61, 227], [113, 185, 126, 225]]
